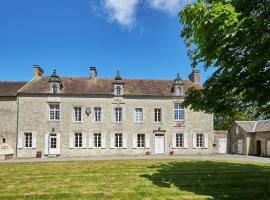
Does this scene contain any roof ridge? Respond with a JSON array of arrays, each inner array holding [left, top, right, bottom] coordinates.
[[0, 80, 27, 83], [252, 121, 258, 132]]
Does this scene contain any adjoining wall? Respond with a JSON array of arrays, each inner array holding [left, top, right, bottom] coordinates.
[[213, 130, 228, 154], [17, 96, 214, 158], [0, 97, 17, 159]]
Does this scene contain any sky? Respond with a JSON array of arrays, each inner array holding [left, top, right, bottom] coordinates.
[[0, 0, 212, 82]]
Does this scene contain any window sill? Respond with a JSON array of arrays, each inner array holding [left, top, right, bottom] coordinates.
[[49, 120, 60, 122]]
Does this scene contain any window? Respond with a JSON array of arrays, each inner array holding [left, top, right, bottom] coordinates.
[[94, 107, 101, 122], [135, 108, 143, 123], [176, 133, 183, 148], [24, 133, 32, 148], [137, 134, 145, 148], [49, 104, 60, 120], [175, 87, 180, 96], [196, 134, 204, 148], [74, 107, 82, 122], [115, 133, 122, 148], [115, 107, 122, 122], [51, 84, 58, 94], [94, 133, 101, 148], [50, 134, 57, 148], [75, 133, 82, 148], [174, 103, 184, 121], [2, 138, 6, 143], [154, 108, 162, 122], [115, 85, 122, 96], [236, 126, 239, 134]]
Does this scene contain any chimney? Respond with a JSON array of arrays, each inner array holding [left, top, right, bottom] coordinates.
[[33, 65, 44, 78], [90, 66, 97, 79], [189, 69, 200, 84]]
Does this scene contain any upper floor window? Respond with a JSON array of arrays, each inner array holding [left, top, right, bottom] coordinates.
[[135, 108, 143, 123], [75, 133, 82, 148], [24, 133, 32, 148], [137, 134, 145, 148], [94, 107, 101, 122], [176, 133, 183, 148], [115, 107, 122, 122], [154, 108, 162, 122], [196, 134, 204, 148], [115, 133, 123, 148], [49, 104, 60, 120], [94, 133, 101, 148], [74, 107, 82, 122], [174, 103, 184, 121]]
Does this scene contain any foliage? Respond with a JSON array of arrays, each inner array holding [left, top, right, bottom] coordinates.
[[179, 0, 270, 119]]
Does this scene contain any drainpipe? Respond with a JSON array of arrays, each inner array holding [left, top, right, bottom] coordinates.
[[15, 95, 20, 158]]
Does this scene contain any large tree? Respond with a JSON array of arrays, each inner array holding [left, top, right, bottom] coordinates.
[[179, 0, 270, 122]]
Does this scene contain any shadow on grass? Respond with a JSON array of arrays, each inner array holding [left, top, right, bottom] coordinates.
[[142, 160, 270, 200]]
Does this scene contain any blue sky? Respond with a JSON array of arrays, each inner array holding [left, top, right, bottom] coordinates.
[[0, 0, 212, 82]]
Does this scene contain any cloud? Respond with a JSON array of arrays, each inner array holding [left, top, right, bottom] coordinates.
[[103, 0, 139, 27], [147, 0, 183, 15]]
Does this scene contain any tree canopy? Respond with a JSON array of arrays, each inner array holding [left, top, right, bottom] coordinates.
[[179, 0, 270, 122]]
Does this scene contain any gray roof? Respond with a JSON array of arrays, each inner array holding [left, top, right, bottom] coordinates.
[[235, 120, 270, 133]]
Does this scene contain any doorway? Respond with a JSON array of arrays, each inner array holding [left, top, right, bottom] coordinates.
[[155, 134, 165, 154], [256, 140, 261, 156], [49, 134, 58, 155]]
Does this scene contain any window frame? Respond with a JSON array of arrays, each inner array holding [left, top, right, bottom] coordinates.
[[174, 103, 184, 121], [94, 133, 102, 148], [115, 107, 123, 123], [137, 134, 145, 148], [176, 133, 184, 148], [196, 133, 204, 148], [94, 107, 102, 122], [74, 133, 83, 148], [74, 107, 82, 122], [134, 108, 143, 123], [24, 132, 33, 148], [154, 108, 162, 123], [115, 133, 123, 148], [49, 104, 60, 121]]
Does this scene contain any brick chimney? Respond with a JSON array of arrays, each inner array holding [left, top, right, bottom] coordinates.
[[33, 65, 44, 78], [189, 70, 200, 84], [90, 66, 97, 80]]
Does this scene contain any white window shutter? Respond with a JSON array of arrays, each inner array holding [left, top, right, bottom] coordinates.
[[110, 133, 115, 148], [44, 133, 49, 155], [204, 133, 209, 148], [82, 133, 87, 149], [56, 133, 61, 155], [69, 133, 74, 149], [32, 132, 37, 149], [88, 133, 93, 148], [133, 134, 137, 148], [184, 133, 188, 149], [145, 134, 150, 149], [18, 132, 23, 149], [172, 133, 176, 148], [101, 133, 106, 149], [192, 133, 196, 148], [123, 133, 127, 149]]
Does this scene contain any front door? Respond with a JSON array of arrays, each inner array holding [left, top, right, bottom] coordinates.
[[237, 140, 242, 154], [256, 140, 261, 156], [155, 134, 165, 154], [49, 134, 58, 155], [267, 141, 270, 156], [219, 138, 227, 154]]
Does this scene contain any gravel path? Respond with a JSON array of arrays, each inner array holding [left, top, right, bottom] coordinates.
[[0, 154, 270, 164]]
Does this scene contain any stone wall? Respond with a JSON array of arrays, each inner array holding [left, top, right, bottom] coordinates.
[[17, 95, 213, 158], [213, 130, 228, 153]]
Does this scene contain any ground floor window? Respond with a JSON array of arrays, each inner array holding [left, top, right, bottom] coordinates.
[[137, 134, 145, 148], [176, 133, 183, 148], [115, 133, 122, 148], [75, 133, 82, 148], [196, 134, 203, 148], [24, 133, 32, 148], [94, 133, 101, 148]]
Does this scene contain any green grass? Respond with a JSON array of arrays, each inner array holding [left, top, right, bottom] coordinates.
[[0, 159, 270, 200]]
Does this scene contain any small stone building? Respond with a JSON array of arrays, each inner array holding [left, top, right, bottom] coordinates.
[[228, 120, 270, 156]]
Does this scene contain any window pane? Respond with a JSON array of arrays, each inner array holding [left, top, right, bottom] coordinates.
[[135, 108, 143, 123], [94, 107, 101, 122], [115, 108, 122, 122]]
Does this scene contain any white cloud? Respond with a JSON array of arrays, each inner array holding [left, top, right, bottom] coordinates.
[[103, 0, 139, 27], [147, 0, 183, 15]]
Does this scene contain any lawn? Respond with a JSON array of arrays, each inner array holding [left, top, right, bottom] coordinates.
[[0, 159, 270, 200]]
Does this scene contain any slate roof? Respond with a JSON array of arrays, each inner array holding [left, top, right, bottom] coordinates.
[[0, 81, 27, 97], [235, 120, 270, 133], [18, 76, 202, 97]]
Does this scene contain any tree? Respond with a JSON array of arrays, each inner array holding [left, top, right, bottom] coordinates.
[[179, 0, 270, 121]]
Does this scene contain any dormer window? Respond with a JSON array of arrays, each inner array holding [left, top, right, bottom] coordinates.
[[115, 85, 122, 96], [175, 87, 181, 96], [113, 70, 123, 96], [48, 69, 62, 95], [173, 73, 183, 96], [51, 84, 58, 94]]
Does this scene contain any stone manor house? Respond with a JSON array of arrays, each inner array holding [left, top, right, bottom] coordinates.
[[0, 65, 213, 159]]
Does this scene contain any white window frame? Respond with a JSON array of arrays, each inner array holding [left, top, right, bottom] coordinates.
[[196, 133, 204, 148], [115, 133, 123, 148], [74, 107, 82, 122], [174, 103, 184, 121], [137, 134, 145, 148], [154, 108, 162, 123], [24, 132, 32, 148], [94, 133, 102, 148], [115, 107, 122, 123], [114, 85, 123, 96], [49, 104, 60, 121], [94, 107, 102, 122], [74, 133, 83, 148], [176, 133, 183, 148], [135, 108, 143, 123]]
